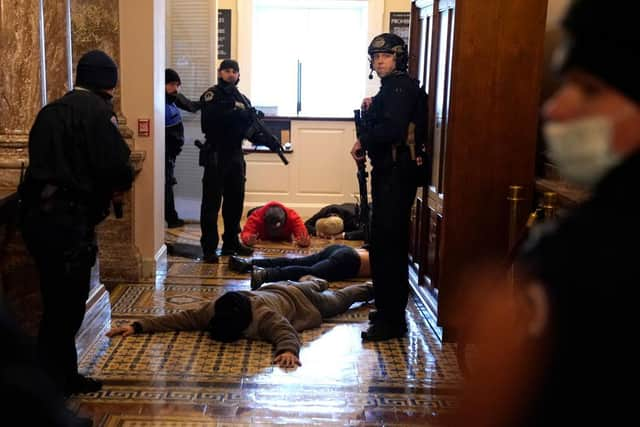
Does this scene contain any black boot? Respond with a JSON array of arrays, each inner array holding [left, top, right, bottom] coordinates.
[[221, 241, 254, 256], [64, 374, 102, 397], [229, 255, 253, 273], [250, 267, 269, 290], [361, 321, 407, 342]]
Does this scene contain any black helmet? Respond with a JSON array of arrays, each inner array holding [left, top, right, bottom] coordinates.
[[368, 33, 408, 73]]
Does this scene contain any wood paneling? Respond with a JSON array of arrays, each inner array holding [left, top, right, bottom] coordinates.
[[409, 0, 548, 339]]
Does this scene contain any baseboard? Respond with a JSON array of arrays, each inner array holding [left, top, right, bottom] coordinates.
[[141, 244, 166, 279]]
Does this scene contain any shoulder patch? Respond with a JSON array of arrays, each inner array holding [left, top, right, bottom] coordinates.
[[203, 91, 214, 102]]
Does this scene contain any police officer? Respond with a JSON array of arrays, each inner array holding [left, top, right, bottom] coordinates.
[[198, 59, 254, 263], [19, 50, 134, 397], [165, 68, 201, 228], [351, 33, 422, 341]]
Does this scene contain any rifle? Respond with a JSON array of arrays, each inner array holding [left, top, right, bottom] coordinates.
[[244, 108, 289, 165], [353, 109, 370, 244]]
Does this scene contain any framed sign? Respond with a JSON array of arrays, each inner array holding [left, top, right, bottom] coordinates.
[[389, 11, 411, 47], [218, 9, 231, 59]]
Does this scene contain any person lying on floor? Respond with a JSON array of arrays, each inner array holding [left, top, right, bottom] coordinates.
[[229, 244, 370, 290], [105, 277, 373, 369], [241, 201, 311, 248]]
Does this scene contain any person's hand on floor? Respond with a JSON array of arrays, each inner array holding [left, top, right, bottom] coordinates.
[[246, 233, 259, 246], [106, 324, 136, 337], [273, 351, 301, 369], [293, 233, 311, 247]]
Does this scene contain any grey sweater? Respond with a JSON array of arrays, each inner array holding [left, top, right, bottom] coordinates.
[[136, 279, 328, 356]]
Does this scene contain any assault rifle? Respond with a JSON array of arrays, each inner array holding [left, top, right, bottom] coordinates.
[[244, 108, 289, 165], [353, 109, 370, 244]]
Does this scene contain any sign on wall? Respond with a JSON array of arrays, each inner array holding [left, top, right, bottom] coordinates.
[[218, 9, 231, 59], [389, 11, 411, 47]]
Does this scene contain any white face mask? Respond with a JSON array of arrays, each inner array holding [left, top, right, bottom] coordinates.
[[543, 116, 621, 187]]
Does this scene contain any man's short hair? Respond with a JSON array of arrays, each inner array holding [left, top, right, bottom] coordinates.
[[264, 205, 287, 239], [208, 292, 252, 342]]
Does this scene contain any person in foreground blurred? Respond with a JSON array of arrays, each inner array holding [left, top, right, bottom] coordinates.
[[450, 1, 640, 425]]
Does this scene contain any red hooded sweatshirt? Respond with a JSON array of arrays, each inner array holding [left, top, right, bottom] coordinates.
[[241, 201, 309, 245]]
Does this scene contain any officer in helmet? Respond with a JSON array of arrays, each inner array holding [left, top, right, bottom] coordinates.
[[351, 33, 422, 341]]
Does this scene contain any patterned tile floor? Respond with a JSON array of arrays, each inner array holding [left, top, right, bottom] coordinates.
[[70, 224, 462, 425]]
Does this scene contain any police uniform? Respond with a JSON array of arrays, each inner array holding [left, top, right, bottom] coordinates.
[[199, 63, 253, 261], [360, 34, 424, 341], [19, 50, 133, 396]]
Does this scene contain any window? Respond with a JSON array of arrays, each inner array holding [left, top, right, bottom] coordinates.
[[166, 0, 215, 122], [252, 0, 368, 117]]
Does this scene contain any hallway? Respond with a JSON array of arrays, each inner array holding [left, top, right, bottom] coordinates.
[[68, 225, 461, 425]]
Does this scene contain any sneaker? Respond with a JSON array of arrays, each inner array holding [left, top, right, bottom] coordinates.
[[167, 218, 185, 228], [64, 374, 102, 397], [221, 242, 254, 256], [251, 267, 268, 290], [361, 322, 406, 342], [203, 253, 219, 264], [229, 255, 253, 273]]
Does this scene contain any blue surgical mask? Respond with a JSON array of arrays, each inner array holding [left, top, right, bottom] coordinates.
[[543, 116, 621, 187]]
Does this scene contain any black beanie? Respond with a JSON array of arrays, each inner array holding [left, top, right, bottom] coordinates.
[[208, 292, 252, 342], [75, 50, 118, 90], [557, 0, 640, 104], [218, 59, 239, 72], [165, 68, 181, 85]]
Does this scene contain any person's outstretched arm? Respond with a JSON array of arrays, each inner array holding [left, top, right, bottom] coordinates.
[[255, 310, 302, 368], [175, 92, 202, 113], [105, 302, 215, 336]]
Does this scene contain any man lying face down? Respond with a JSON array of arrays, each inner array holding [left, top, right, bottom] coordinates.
[[106, 277, 373, 368]]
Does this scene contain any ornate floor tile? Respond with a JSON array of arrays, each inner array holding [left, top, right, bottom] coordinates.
[[69, 231, 462, 424]]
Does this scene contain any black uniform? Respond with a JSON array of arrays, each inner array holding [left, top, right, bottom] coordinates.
[[19, 88, 133, 394], [199, 80, 252, 258], [165, 93, 201, 225], [360, 72, 422, 334], [516, 151, 640, 426]]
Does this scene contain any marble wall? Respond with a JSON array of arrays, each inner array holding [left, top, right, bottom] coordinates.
[[0, 0, 147, 331], [71, 0, 122, 113], [0, 0, 43, 188]]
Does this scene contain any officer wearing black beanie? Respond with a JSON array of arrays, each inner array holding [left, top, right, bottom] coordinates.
[[75, 49, 118, 91], [19, 49, 134, 398]]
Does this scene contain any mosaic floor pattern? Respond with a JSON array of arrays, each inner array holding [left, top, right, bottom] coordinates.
[[70, 225, 462, 425]]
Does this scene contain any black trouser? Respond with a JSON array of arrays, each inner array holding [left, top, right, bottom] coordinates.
[[200, 149, 246, 256], [165, 154, 179, 223], [369, 158, 417, 328], [21, 201, 97, 394], [254, 244, 361, 282]]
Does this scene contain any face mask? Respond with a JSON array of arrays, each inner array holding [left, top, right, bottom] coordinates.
[[543, 116, 621, 187]]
